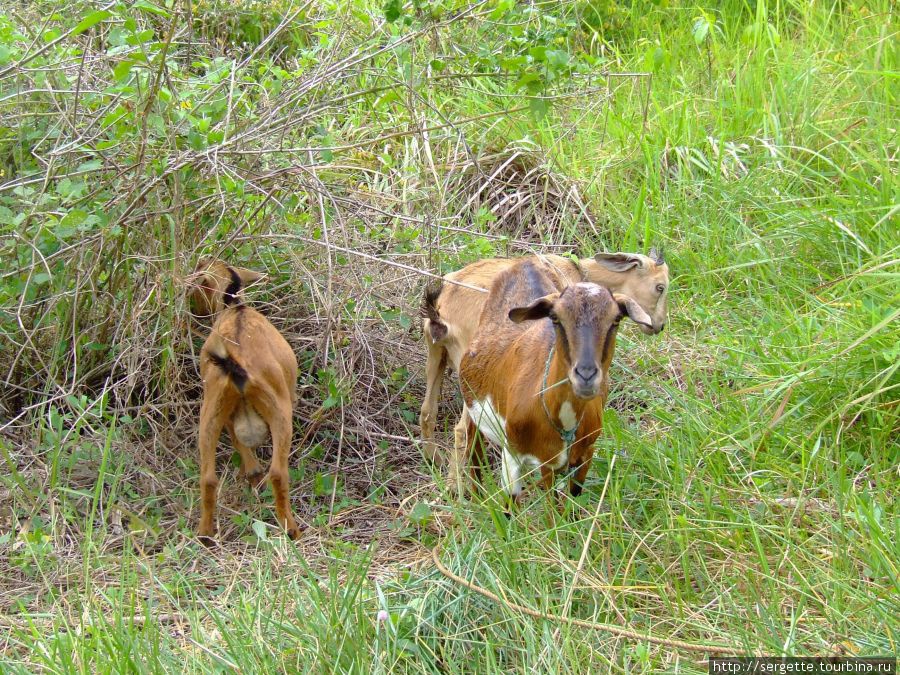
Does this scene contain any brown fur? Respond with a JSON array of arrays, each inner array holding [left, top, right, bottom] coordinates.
[[419, 252, 669, 464], [456, 259, 652, 501], [189, 260, 301, 542]]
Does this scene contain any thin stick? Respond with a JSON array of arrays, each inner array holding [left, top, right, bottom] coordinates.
[[535, 377, 567, 396], [256, 233, 488, 293]]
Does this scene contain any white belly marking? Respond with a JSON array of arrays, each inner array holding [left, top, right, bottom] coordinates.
[[467, 396, 508, 449]]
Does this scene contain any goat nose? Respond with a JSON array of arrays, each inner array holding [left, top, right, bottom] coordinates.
[[575, 364, 598, 381], [659, 323, 665, 333]]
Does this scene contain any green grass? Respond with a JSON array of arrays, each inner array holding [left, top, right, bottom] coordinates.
[[0, 0, 897, 672]]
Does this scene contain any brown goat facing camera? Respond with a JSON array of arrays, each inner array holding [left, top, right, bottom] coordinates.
[[189, 260, 301, 542], [419, 249, 668, 467], [428, 258, 653, 502]]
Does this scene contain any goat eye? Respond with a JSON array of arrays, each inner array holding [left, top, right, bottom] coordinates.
[[548, 312, 559, 323], [656, 284, 666, 294]]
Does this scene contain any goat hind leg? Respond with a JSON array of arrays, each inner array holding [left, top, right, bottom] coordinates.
[[264, 402, 302, 540], [419, 339, 448, 464], [198, 384, 234, 543]]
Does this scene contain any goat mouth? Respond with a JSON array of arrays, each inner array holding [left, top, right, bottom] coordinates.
[[571, 381, 600, 400]]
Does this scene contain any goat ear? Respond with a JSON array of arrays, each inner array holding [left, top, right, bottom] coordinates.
[[613, 293, 653, 329], [233, 266, 264, 287], [508, 293, 559, 323], [594, 252, 642, 272]]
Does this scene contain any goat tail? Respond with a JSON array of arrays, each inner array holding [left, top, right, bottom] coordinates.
[[421, 282, 449, 342], [208, 353, 249, 392]]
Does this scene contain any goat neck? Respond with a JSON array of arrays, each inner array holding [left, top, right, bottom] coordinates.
[[539, 341, 589, 442]]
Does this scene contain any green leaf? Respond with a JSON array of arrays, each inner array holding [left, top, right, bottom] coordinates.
[[77, 159, 103, 172], [107, 27, 129, 47], [314, 473, 337, 496], [251, 520, 269, 542], [529, 97, 549, 120], [693, 17, 710, 45], [126, 30, 155, 46], [408, 502, 432, 526], [489, 0, 515, 20], [515, 70, 541, 93], [500, 55, 526, 71], [133, 0, 171, 18], [373, 90, 401, 112], [546, 49, 569, 68], [528, 45, 547, 62], [72, 10, 111, 37], [60, 209, 87, 228], [384, 0, 403, 22], [56, 178, 86, 200], [113, 59, 134, 82]]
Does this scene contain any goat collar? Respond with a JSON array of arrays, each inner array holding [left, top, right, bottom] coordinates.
[[540, 346, 583, 448]]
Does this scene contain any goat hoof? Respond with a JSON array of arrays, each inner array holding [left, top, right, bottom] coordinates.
[[198, 533, 217, 548], [282, 516, 304, 540], [245, 468, 266, 488]]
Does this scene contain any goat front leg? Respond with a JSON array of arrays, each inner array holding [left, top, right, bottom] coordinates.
[[263, 400, 302, 540], [500, 446, 525, 512], [446, 406, 471, 498], [452, 409, 470, 475], [568, 444, 595, 498], [468, 414, 491, 488], [197, 384, 234, 544]]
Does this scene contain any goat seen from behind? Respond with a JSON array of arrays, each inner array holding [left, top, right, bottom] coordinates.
[[433, 259, 653, 502], [189, 260, 301, 542]]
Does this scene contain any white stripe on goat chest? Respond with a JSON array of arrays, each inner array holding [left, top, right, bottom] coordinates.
[[558, 400, 578, 433]]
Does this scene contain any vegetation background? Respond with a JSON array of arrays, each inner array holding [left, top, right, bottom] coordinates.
[[0, 0, 896, 671]]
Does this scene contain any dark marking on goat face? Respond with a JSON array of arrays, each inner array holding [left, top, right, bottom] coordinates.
[[600, 322, 619, 365]]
